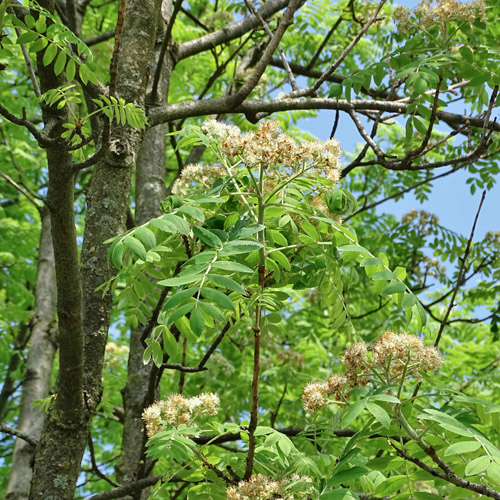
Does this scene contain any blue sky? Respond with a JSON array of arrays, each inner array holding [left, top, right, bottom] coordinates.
[[299, 0, 499, 240]]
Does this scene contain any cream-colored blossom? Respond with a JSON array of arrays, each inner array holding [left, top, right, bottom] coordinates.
[[201, 119, 240, 141], [395, 0, 487, 32], [226, 474, 282, 500], [218, 121, 341, 182], [342, 341, 370, 386], [105, 341, 129, 355], [209, 352, 236, 375], [371, 331, 442, 377], [142, 392, 220, 437], [301, 374, 347, 414], [401, 209, 439, 235], [277, 349, 305, 370], [171, 163, 226, 196]]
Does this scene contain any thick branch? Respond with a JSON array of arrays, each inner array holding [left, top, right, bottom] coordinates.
[[0, 104, 58, 148], [390, 440, 500, 500], [0, 424, 38, 447], [176, 0, 291, 60], [84, 30, 116, 46], [149, 96, 500, 133], [84, 475, 163, 500]]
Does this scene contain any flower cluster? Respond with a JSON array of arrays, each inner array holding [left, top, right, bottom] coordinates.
[[420, 256, 446, 281], [485, 231, 500, 247], [226, 473, 313, 500], [277, 348, 305, 370], [171, 120, 341, 197], [303, 331, 442, 413], [209, 352, 236, 376], [302, 375, 348, 414], [142, 392, 220, 437], [394, 0, 486, 32], [104, 341, 129, 368], [227, 474, 281, 500], [105, 341, 129, 355], [171, 163, 226, 196], [370, 331, 442, 376], [401, 209, 439, 235], [218, 120, 341, 181]]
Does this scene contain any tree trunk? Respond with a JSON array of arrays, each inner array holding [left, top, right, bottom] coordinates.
[[115, 124, 167, 498], [28, 1, 163, 498], [6, 208, 57, 500], [116, 4, 172, 494]]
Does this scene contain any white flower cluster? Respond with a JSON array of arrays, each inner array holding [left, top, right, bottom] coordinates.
[[171, 163, 225, 196], [170, 120, 342, 196], [142, 392, 220, 437], [226, 473, 313, 500], [303, 331, 442, 414], [394, 0, 486, 32]]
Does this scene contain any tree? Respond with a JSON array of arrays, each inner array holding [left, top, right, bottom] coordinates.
[[0, 0, 499, 499]]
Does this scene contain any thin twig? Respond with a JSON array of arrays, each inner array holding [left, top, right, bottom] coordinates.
[[84, 475, 164, 500], [197, 320, 233, 369], [434, 190, 486, 348], [0, 104, 57, 147], [348, 167, 459, 219], [288, 0, 387, 98], [244, 0, 298, 91], [231, 0, 303, 108], [87, 431, 120, 487], [108, 0, 127, 98], [0, 170, 42, 210], [180, 6, 210, 31], [151, 0, 184, 102], [163, 363, 207, 373], [270, 383, 287, 428], [15, 28, 41, 97], [178, 338, 188, 393], [0, 423, 38, 447], [84, 30, 116, 46], [389, 439, 500, 500], [306, 16, 343, 70]]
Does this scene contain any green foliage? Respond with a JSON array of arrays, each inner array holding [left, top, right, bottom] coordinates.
[[1, 0, 500, 498]]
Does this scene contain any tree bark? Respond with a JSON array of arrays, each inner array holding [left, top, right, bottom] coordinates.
[[6, 208, 57, 500], [116, 4, 171, 495], [115, 124, 167, 498], [28, 4, 86, 488], [28, 1, 163, 498]]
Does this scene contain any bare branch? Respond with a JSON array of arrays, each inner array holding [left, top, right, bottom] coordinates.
[[151, 0, 184, 102], [310, 0, 387, 93], [66, 0, 78, 33], [348, 167, 459, 218], [8, 15, 42, 98], [389, 439, 500, 500], [179, 6, 210, 31], [0, 170, 42, 210], [84, 30, 116, 46], [306, 16, 343, 70], [0, 104, 58, 148], [149, 96, 500, 133], [197, 320, 233, 369], [84, 475, 163, 500], [177, 0, 292, 61], [162, 363, 207, 373], [433, 190, 487, 348], [282, 0, 387, 98], [87, 431, 120, 487], [244, 0, 298, 91], [0, 424, 38, 447]]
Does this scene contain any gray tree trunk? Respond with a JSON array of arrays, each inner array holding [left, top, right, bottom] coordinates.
[[28, 1, 163, 498], [116, 4, 172, 495], [6, 208, 57, 500]]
